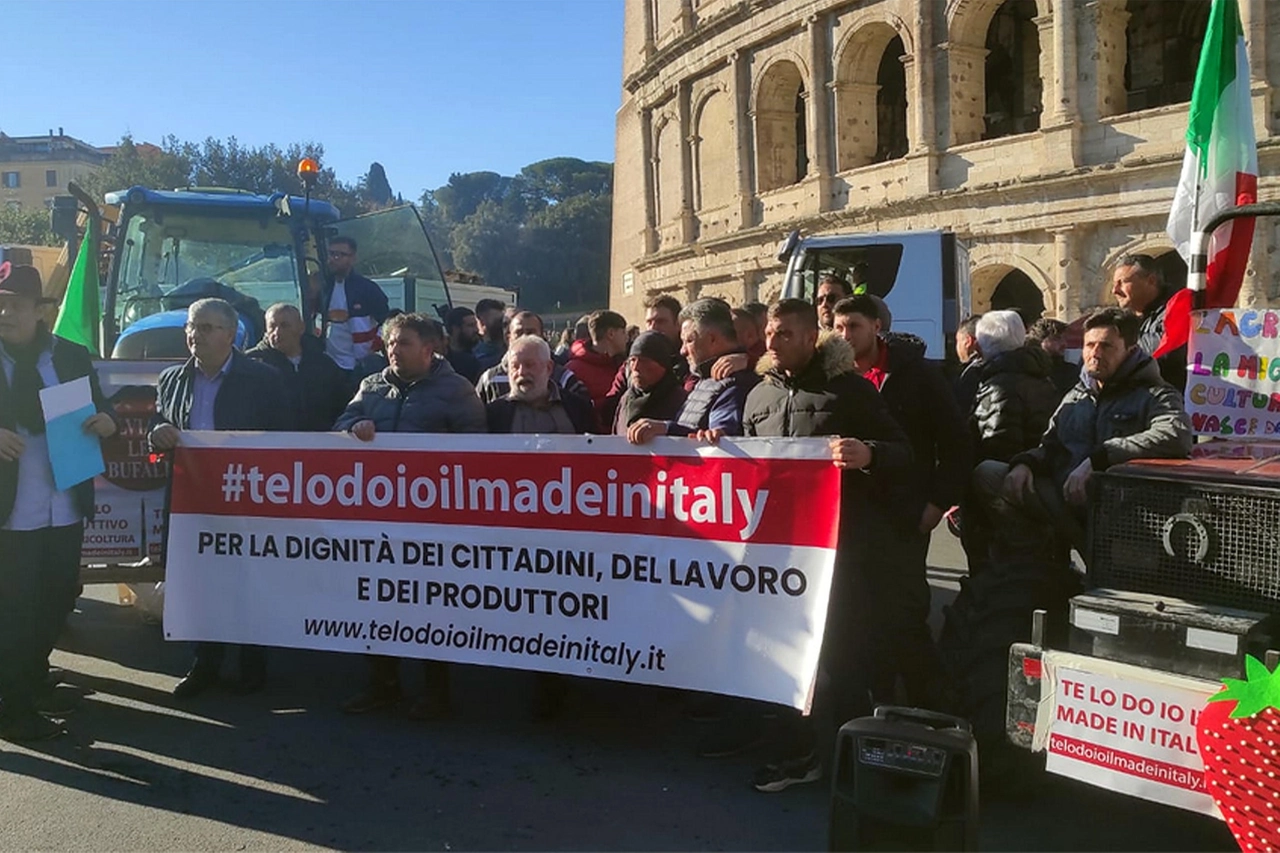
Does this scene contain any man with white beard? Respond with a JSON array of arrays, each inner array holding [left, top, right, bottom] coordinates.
[[484, 333, 595, 718], [485, 335, 596, 435]]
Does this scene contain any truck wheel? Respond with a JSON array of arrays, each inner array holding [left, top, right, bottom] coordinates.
[[939, 556, 1078, 796]]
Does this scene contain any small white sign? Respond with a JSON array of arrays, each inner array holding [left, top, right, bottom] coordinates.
[[1185, 627, 1240, 656], [1073, 608, 1121, 636]]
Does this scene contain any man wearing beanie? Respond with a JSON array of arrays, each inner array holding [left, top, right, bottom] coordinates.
[[612, 331, 687, 435]]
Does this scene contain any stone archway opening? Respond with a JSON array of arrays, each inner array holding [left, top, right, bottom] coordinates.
[[983, 0, 1042, 140], [1124, 0, 1211, 112], [989, 267, 1046, 324], [875, 36, 908, 162], [834, 23, 904, 171], [755, 61, 807, 192]]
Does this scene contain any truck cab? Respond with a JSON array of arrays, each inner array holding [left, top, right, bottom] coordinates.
[[779, 230, 970, 359]]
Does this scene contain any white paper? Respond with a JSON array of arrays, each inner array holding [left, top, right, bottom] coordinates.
[[39, 375, 93, 421]]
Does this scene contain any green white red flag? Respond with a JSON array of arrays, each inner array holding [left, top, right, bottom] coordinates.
[[1159, 0, 1257, 357]]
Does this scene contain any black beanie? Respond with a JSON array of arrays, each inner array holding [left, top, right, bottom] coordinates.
[[629, 330, 676, 366]]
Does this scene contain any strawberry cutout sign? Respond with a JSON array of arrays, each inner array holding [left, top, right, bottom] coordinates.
[[1198, 655, 1280, 851]]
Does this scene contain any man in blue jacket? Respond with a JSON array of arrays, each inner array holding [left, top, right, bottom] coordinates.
[[322, 236, 389, 373], [626, 298, 758, 445], [0, 265, 118, 741], [150, 298, 292, 698]]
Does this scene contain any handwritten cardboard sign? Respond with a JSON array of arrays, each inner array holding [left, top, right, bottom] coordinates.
[[1186, 308, 1280, 438]]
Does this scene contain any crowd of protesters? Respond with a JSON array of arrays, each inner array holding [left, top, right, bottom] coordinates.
[[0, 248, 1193, 795]]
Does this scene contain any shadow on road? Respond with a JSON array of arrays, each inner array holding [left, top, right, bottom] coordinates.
[[0, 579, 1237, 851]]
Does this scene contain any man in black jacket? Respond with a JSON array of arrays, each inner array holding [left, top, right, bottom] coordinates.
[[336, 313, 487, 721], [832, 295, 966, 703], [485, 336, 595, 435], [739, 298, 913, 793], [245, 303, 349, 431], [976, 308, 1192, 565], [476, 311, 593, 412], [150, 298, 292, 698], [0, 266, 117, 741], [970, 310, 1061, 463], [1111, 253, 1186, 390]]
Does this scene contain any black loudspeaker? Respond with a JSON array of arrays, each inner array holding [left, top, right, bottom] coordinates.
[[829, 706, 979, 851]]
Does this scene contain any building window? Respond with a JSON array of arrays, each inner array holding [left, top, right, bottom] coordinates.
[[875, 36, 909, 163], [46, 169, 58, 188], [1124, 0, 1211, 112], [2, 172, 19, 189], [983, 0, 1042, 141]]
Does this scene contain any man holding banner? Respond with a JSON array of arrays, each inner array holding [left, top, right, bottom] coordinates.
[[739, 298, 913, 792], [150, 297, 292, 698], [335, 311, 487, 721], [0, 264, 117, 742]]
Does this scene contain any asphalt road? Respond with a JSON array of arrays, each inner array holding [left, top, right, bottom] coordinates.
[[0, 532, 1237, 851]]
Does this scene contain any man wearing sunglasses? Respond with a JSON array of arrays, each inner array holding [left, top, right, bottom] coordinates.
[[323, 237, 389, 374]]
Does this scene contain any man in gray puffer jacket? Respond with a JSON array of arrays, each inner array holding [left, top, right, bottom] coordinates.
[[972, 307, 1192, 562], [333, 312, 486, 721]]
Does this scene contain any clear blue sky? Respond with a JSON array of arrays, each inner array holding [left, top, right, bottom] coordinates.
[[3, 0, 623, 199]]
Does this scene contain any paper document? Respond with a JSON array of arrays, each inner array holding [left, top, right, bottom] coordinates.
[[40, 376, 105, 490]]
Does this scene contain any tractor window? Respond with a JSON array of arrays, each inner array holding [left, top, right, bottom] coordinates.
[[113, 209, 300, 346], [789, 243, 905, 303]]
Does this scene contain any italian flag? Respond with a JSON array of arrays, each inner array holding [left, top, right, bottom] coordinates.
[[1160, 0, 1258, 357]]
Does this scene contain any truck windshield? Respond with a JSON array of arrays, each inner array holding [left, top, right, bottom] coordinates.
[[788, 243, 905, 301], [113, 208, 300, 337]]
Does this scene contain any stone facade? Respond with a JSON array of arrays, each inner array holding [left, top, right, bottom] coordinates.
[[609, 0, 1280, 327]]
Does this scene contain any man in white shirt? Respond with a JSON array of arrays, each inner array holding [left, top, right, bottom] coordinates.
[[0, 265, 116, 742], [323, 237, 389, 372]]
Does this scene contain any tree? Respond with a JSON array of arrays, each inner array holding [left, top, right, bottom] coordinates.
[[434, 171, 519, 225], [518, 193, 612, 311], [0, 205, 58, 246], [80, 135, 368, 216], [365, 163, 394, 208], [79, 135, 192, 200], [450, 200, 524, 289]]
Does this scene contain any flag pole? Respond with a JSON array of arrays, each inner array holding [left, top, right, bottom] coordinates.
[[1187, 150, 1207, 312]]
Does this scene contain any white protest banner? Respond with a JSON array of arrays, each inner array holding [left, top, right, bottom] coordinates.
[[163, 433, 842, 711], [1186, 308, 1280, 438], [1039, 651, 1221, 818]]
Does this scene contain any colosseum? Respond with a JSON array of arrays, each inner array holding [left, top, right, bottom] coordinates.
[[609, 0, 1280, 343]]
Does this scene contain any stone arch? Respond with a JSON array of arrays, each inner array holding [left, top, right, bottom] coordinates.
[[970, 258, 1053, 319], [753, 58, 808, 193], [652, 112, 683, 229], [692, 86, 736, 213], [833, 21, 911, 171], [946, 0, 1049, 144], [947, 0, 1050, 45], [1123, 0, 1211, 112]]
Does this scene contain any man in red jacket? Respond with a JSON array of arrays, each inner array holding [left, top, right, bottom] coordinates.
[[566, 309, 627, 414]]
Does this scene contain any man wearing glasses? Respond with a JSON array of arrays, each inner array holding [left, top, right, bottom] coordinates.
[[815, 275, 852, 332], [150, 298, 292, 698], [323, 237, 389, 373]]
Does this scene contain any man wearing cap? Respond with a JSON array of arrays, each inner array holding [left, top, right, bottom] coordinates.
[[0, 265, 117, 741], [612, 331, 687, 435]]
